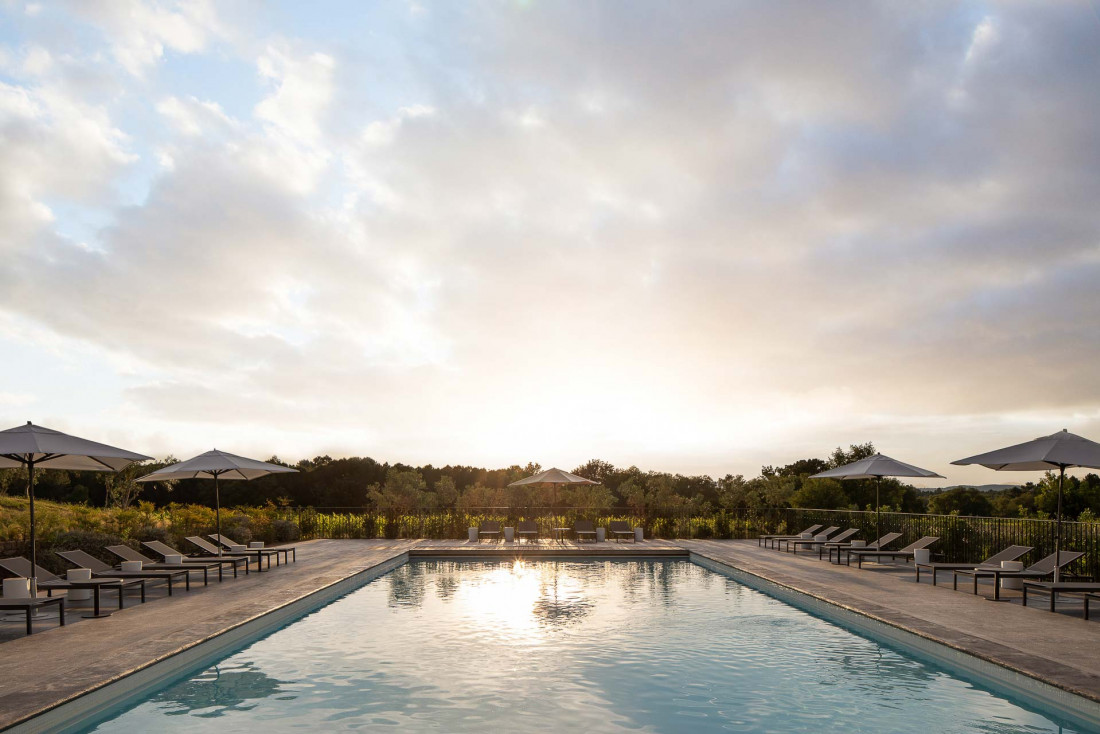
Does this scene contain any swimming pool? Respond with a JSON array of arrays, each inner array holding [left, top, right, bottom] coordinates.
[[79, 559, 1089, 732]]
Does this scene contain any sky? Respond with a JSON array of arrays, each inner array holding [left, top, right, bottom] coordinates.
[[1, 1, 1099, 486]]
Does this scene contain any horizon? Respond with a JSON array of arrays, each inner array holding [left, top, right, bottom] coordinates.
[[2, 2, 1099, 487]]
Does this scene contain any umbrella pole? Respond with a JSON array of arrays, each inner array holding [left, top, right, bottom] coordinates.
[[27, 459, 37, 598], [1054, 465, 1065, 583], [875, 477, 881, 544], [214, 473, 222, 557]]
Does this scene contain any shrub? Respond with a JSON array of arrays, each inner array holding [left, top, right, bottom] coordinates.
[[273, 519, 300, 542], [42, 530, 129, 574], [133, 525, 176, 547]]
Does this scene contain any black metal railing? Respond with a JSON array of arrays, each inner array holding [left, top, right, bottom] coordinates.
[[294, 506, 1099, 578], [773, 508, 1099, 579]]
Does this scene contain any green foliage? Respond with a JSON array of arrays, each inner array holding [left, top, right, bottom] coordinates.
[[927, 487, 995, 517], [367, 468, 432, 513], [0, 497, 298, 550], [791, 478, 849, 509], [6, 443, 1100, 523]]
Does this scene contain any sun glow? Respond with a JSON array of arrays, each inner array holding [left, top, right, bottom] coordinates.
[[454, 562, 592, 643]]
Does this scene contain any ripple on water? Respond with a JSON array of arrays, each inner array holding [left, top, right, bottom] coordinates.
[[83, 560, 1089, 734]]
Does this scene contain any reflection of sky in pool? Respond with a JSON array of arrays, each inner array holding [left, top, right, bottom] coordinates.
[[84, 560, 1088, 733]]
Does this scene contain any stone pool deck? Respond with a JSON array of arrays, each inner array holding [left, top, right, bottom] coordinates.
[[0, 538, 1097, 730]]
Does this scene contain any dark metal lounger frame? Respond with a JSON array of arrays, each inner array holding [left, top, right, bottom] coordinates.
[[105, 545, 215, 586], [782, 528, 858, 554], [773, 527, 839, 552], [1022, 581, 1100, 617], [913, 545, 1033, 585], [57, 549, 192, 595], [574, 520, 597, 543], [757, 524, 823, 547], [142, 540, 245, 577], [953, 551, 1085, 601], [848, 537, 940, 568], [516, 520, 539, 543], [210, 534, 296, 564], [825, 532, 903, 564], [607, 520, 635, 543], [0, 596, 65, 635]]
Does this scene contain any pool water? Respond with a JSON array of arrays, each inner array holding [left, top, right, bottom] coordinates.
[[82, 560, 1087, 733]]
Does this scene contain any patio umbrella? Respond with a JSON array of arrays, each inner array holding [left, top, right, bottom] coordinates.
[[811, 454, 944, 541], [0, 422, 151, 595], [952, 429, 1100, 582], [508, 467, 599, 488], [509, 468, 598, 510], [137, 450, 297, 555]]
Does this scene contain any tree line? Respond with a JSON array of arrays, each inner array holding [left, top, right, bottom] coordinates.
[[1, 442, 1098, 520]]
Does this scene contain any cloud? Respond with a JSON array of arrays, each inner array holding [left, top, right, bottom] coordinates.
[[255, 44, 336, 145], [156, 95, 237, 137], [0, 79, 135, 248], [0, 1, 1098, 481], [65, 0, 223, 76]]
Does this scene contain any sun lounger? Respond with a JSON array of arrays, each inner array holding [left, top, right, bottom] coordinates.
[[142, 540, 246, 577], [516, 520, 538, 543], [574, 520, 597, 543], [954, 551, 1085, 601], [1088, 593, 1100, 621], [478, 521, 501, 543], [914, 545, 1033, 585], [783, 527, 858, 554], [1022, 581, 1100, 616], [772, 526, 839, 551], [776, 527, 843, 553], [607, 520, 635, 543], [185, 537, 267, 571], [758, 524, 823, 548], [106, 545, 219, 585], [209, 534, 296, 564], [208, 534, 285, 566], [825, 532, 903, 563], [0, 557, 138, 617], [848, 536, 940, 568], [0, 596, 65, 635], [57, 549, 192, 594]]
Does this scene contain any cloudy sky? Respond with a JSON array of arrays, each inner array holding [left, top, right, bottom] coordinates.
[[1, 1, 1098, 484]]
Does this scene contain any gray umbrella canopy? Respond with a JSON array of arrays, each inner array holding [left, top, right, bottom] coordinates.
[[138, 450, 297, 555], [811, 454, 945, 481], [811, 454, 944, 539], [508, 467, 598, 509], [0, 422, 151, 592], [508, 468, 598, 487], [952, 429, 1100, 582], [137, 450, 299, 482]]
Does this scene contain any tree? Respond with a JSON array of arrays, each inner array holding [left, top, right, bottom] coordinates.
[[620, 472, 701, 515], [456, 484, 508, 511], [927, 487, 994, 517], [562, 483, 615, 511], [367, 468, 430, 513], [828, 442, 876, 469], [104, 464, 147, 509], [791, 478, 849, 509], [434, 476, 459, 507], [572, 459, 616, 484]]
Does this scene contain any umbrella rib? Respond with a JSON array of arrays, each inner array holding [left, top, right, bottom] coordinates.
[[86, 456, 121, 471]]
